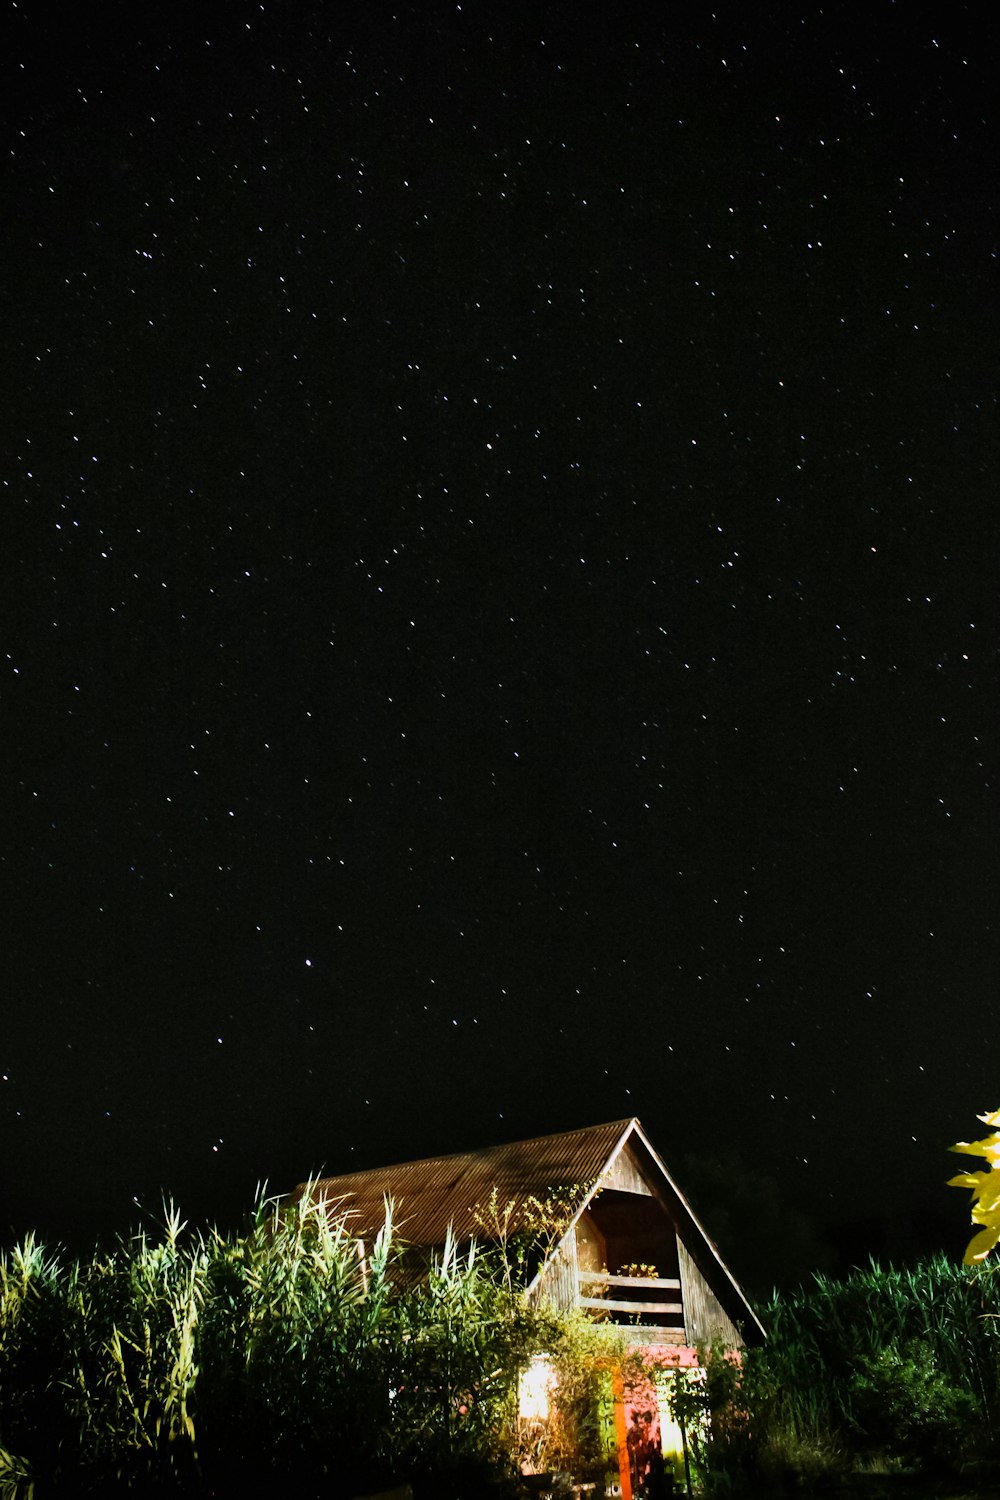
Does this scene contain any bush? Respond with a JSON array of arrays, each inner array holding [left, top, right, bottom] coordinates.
[[0, 1191, 606, 1496], [737, 1257, 1000, 1489], [644, 1259, 1000, 1497], [848, 1338, 979, 1470]]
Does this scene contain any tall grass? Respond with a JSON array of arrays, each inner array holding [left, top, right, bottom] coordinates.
[[9, 1200, 999, 1497], [0, 1188, 620, 1494], [0, 1187, 576, 1497], [753, 1255, 1000, 1455], [0, 1233, 69, 1498], [680, 1255, 1000, 1494]]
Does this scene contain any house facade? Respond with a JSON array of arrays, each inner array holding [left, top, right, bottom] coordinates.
[[297, 1118, 763, 1498]]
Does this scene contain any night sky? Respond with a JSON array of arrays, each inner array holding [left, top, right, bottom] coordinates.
[[2, 1, 997, 1261]]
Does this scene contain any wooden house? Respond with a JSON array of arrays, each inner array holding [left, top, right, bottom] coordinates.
[[297, 1118, 764, 1498], [299, 1117, 762, 1350]]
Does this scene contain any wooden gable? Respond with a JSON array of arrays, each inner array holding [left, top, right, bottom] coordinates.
[[295, 1117, 763, 1347], [533, 1124, 763, 1347]]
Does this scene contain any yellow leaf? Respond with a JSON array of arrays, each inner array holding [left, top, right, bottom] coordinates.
[[949, 1133, 1000, 1162], [963, 1221, 1000, 1265], [949, 1110, 1000, 1265]]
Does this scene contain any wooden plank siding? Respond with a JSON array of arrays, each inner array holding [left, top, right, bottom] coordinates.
[[535, 1233, 579, 1313], [579, 1297, 684, 1316], [579, 1272, 681, 1291], [678, 1238, 744, 1348], [600, 1143, 654, 1196]]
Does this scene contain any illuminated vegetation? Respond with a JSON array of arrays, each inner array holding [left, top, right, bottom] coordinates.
[[3, 1186, 1000, 1497]]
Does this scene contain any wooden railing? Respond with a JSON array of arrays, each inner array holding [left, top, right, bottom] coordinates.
[[577, 1270, 683, 1319]]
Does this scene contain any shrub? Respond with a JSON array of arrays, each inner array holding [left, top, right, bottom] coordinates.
[[0, 1190, 603, 1496], [848, 1337, 979, 1469]]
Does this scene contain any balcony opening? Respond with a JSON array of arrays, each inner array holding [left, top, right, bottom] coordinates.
[[576, 1191, 683, 1332]]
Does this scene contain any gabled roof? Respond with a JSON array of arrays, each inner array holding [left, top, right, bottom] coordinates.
[[298, 1118, 635, 1249], [295, 1118, 765, 1342]]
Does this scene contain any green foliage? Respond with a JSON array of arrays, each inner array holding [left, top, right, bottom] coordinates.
[[0, 1188, 599, 1496], [719, 1255, 1000, 1493], [639, 1257, 1000, 1497], [752, 1255, 1000, 1456], [9, 1185, 1000, 1496], [526, 1310, 638, 1482], [0, 1444, 34, 1500], [471, 1185, 586, 1294], [656, 1346, 759, 1497], [0, 1234, 74, 1492], [848, 1338, 979, 1469]]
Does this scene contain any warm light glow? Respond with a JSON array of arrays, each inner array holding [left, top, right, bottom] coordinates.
[[654, 1375, 687, 1470], [519, 1355, 556, 1421]]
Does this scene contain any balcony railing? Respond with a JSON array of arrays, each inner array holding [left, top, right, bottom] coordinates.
[[577, 1270, 683, 1321]]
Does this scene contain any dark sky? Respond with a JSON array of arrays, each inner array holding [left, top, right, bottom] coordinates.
[[2, 1, 996, 1257]]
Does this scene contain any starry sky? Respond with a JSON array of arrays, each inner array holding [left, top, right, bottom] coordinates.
[[2, 1, 997, 1261]]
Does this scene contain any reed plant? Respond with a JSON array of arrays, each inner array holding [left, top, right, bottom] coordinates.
[[676, 1255, 1000, 1494], [0, 1233, 70, 1496], [9, 1189, 1000, 1496], [0, 1187, 589, 1496], [67, 1205, 207, 1485], [753, 1254, 1000, 1458]]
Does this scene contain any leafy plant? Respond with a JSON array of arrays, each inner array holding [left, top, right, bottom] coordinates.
[[0, 1186, 612, 1495], [949, 1105, 1000, 1263], [471, 1184, 589, 1295], [848, 1337, 979, 1468], [744, 1254, 1000, 1485]]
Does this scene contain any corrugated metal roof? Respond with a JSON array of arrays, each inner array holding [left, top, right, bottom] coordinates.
[[291, 1117, 766, 1344], [295, 1118, 636, 1249]]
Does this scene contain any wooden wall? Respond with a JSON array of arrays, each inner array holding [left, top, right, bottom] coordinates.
[[601, 1143, 654, 1196], [677, 1239, 744, 1348], [536, 1228, 579, 1312]]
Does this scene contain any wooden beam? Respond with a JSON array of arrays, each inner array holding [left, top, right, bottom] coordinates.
[[580, 1296, 684, 1315], [622, 1327, 687, 1341], [579, 1272, 681, 1290]]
